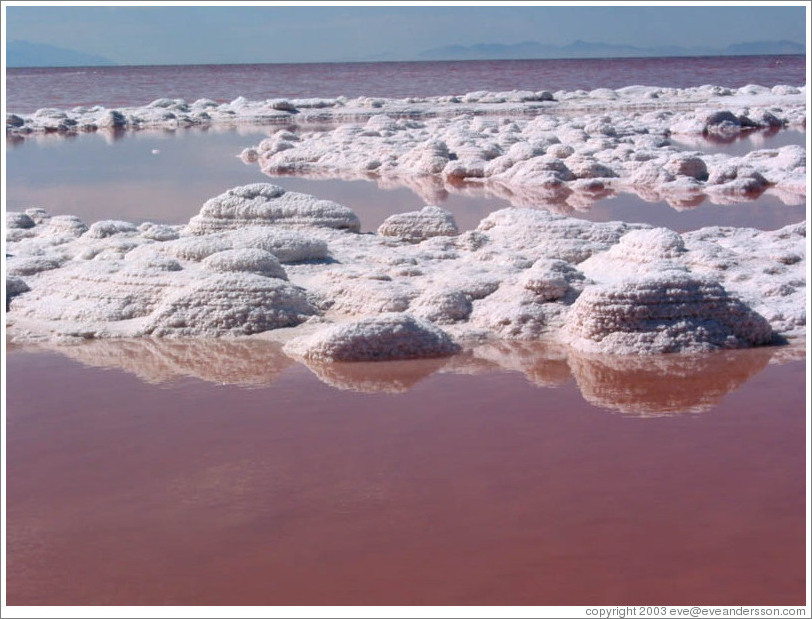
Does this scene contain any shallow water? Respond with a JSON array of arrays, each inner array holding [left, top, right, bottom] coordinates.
[[6, 55, 806, 114], [5, 343, 806, 605], [5, 126, 806, 232]]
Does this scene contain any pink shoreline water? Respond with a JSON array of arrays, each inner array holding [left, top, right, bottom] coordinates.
[[5, 347, 806, 606], [6, 55, 806, 113], [5, 126, 806, 233]]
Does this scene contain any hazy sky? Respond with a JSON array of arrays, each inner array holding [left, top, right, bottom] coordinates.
[[4, 4, 807, 65]]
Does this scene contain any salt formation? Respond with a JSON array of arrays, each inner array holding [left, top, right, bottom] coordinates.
[[563, 272, 774, 354], [5, 83, 807, 359], [185, 183, 361, 234], [284, 314, 461, 361], [377, 206, 459, 241], [143, 273, 315, 337], [6, 184, 804, 357], [6, 84, 805, 138], [249, 113, 805, 208]]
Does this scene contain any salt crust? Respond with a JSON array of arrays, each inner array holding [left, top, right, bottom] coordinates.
[[377, 206, 459, 241], [283, 313, 461, 361], [250, 113, 805, 207], [8, 85, 804, 208], [5, 183, 805, 355], [7, 85, 805, 138], [5, 87, 806, 356], [185, 183, 361, 234]]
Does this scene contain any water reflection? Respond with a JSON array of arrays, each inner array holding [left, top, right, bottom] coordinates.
[[10, 338, 294, 387], [669, 127, 806, 157], [14, 337, 802, 416], [6, 123, 807, 234]]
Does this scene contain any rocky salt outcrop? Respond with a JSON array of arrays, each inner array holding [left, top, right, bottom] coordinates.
[[7, 84, 805, 138], [284, 313, 461, 362], [143, 273, 317, 337], [377, 206, 459, 241], [5, 181, 804, 355], [200, 248, 288, 280], [562, 272, 775, 354], [185, 183, 361, 234]]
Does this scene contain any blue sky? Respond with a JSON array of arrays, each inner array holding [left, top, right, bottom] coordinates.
[[4, 4, 807, 65]]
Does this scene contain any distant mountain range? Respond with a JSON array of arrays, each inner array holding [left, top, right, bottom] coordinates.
[[6, 40, 116, 68], [418, 39, 805, 61], [5, 38, 804, 68]]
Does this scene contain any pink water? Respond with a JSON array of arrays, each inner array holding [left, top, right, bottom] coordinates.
[[5, 125, 807, 232], [6, 55, 806, 113], [5, 345, 807, 606]]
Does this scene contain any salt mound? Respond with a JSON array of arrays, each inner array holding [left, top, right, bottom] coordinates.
[[144, 272, 317, 337], [6, 276, 30, 309], [578, 227, 688, 280], [564, 272, 774, 354], [86, 220, 139, 238], [284, 313, 461, 361], [11, 259, 182, 324], [7, 212, 35, 229], [409, 290, 473, 324], [377, 206, 459, 241], [169, 228, 329, 264], [521, 258, 585, 302], [201, 248, 288, 280], [476, 207, 644, 263], [185, 183, 361, 234]]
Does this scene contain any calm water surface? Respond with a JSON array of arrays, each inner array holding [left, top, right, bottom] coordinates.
[[6, 55, 806, 113], [5, 343, 806, 605]]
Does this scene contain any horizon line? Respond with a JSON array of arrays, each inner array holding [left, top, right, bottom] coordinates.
[[7, 51, 807, 70]]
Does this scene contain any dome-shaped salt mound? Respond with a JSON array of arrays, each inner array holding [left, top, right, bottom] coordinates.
[[201, 248, 288, 280], [144, 272, 317, 337], [185, 183, 360, 234], [564, 272, 773, 354], [377, 206, 459, 242], [284, 313, 461, 362]]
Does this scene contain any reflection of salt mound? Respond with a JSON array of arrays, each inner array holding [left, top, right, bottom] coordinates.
[[565, 272, 774, 354], [567, 348, 773, 416], [185, 183, 361, 234], [295, 357, 450, 393], [30, 338, 294, 386], [459, 341, 573, 388], [284, 314, 460, 362]]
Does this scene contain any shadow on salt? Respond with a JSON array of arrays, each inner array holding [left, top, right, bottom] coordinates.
[[15, 337, 804, 417]]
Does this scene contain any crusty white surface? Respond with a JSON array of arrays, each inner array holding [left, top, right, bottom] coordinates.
[[5, 84, 806, 357]]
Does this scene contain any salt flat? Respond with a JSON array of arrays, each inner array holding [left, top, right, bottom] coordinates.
[[5, 85, 807, 358]]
